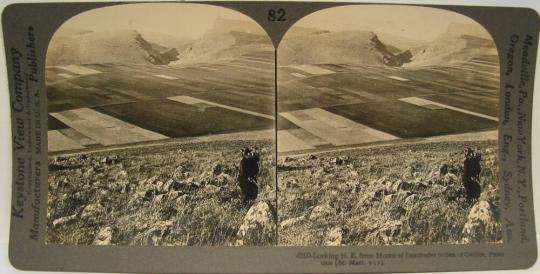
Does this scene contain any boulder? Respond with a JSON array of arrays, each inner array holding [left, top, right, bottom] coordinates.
[[174, 194, 189, 208], [81, 203, 106, 223], [141, 175, 159, 186], [169, 179, 200, 191], [366, 189, 385, 202], [339, 180, 358, 192], [462, 201, 499, 244], [328, 190, 339, 197], [172, 165, 189, 180], [204, 185, 221, 195], [93, 227, 114, 245], [283, 179, 300, 189], [52, 214, 77, 228], [389, 206, 407, 220], [215, 172, 233, 186], [236, 202, 276, 246], [384, 181, 395, 193], [324, 227, 343, 246], [154, 180, 165, 192], [370, 177, 388, 186], [83, 167, 95, 178], [329, 157, 347, 165], [279, 215, 306, 229], [378, 220, 402, 244], [396, 190, 412, 200], [391, 179, 411, 192], [283, 157, 295, 163], [383, 194, 395, 203], [152, 194, 168, 207], [100, 156, 116, 165], [144, 220, 173, 246], [309, 204, 334, 220], [442, 173, 458, 186], [109, 179, 129, 193], [167, 191, 182, 201], [313, 168, 327, 177], [431, 184, 448, 193]]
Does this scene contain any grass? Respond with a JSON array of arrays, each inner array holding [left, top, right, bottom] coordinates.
[[277, 140, 501, 246], [47, 139, 276, 246], [48, 137, 501, 247]]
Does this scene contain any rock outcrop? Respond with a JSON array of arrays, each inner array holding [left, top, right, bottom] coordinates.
[[236, 202, 276, 246], [462, 201, 500, 244]]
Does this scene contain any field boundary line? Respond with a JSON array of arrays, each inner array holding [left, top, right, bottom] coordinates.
[[399, 97, 499, 122], [168, 95, 275, 120]]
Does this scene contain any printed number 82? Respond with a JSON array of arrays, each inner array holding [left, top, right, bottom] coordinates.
[[268, 9, 286, 22]]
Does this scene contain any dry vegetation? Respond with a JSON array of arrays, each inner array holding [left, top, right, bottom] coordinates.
[[48, 138, 501, 247], [47, 139, 276, 246], [277, 140, 501, 246]]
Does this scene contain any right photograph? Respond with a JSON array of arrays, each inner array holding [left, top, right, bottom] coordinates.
[[277, 5, 501, 246]]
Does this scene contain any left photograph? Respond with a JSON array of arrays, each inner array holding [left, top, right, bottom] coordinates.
[[46, 3, 277, 246]]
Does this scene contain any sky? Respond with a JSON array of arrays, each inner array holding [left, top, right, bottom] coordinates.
[[60, 4, 492, 43], [294, 5, 491, 42], [60, 3, 253, 39]]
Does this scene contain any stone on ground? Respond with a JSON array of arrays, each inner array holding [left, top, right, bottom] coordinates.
[[236, 202, 276, 246], [324, 227, 343, 246], [93, 227, 114, 245], [462, 200, 499, 244]]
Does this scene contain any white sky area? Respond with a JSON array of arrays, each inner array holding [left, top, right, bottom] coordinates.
[[294, 5, 490, 42], [60, 3, 251, 39]]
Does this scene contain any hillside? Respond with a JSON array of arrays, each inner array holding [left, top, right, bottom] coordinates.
[[278, 30, 412, 67], [47, 139, 277, 246], [47, 18, 272, 67], [47, 29, 186, 66], [278, 140, 501, 246], [279, 22, 496, 68], [376, 32, 427, 53], [407, 23, 497, 67], [173, 18, 273, 65]]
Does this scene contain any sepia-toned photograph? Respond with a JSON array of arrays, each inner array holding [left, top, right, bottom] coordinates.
[[46, 3, 277, 246], [277, 5, 501, 246], [46, 3, 503, 248]]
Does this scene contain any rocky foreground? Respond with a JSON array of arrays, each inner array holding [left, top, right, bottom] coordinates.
[[277, 140, 502, 246], [48, 138, 501, 247], [47, 139, 277, 246]]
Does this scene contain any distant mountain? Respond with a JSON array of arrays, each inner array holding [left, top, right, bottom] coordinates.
[[376, 33, 427, 53], [47, 18, 274, 67], [47, 29, 189, 66], [278, 30, 412, 67], [278, 23, 496, 68], [407, 23, 497, 67], [210, 18, 267, 35], [172, 18, 273, 65]]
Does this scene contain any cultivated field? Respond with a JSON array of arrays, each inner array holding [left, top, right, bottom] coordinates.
[[46, 17, 279, 246], [47, 48, 275, 153], [277, 55, 499, 153], [276, 24, 501, 246], [46, 12, 503, 247]]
